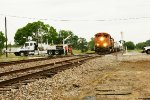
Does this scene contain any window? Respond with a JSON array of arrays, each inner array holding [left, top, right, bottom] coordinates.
[[30, 43, 33, 46], [104, 34, 108, 38], [25, 43, 29, 47]]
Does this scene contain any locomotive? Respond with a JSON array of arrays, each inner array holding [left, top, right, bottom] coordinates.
[[94, 32, 116, 54]]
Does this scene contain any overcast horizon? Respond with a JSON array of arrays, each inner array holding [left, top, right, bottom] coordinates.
[[0, 0, 150, 44]]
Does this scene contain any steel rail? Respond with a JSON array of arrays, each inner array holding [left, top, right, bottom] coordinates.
[[0, 55, 97, 87], [0, 56, 86, 77], [0, 55, 73, 67]]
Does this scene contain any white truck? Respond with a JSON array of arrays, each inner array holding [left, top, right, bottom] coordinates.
[[14, 41, 68, 56], [143, 46, 150, 54]]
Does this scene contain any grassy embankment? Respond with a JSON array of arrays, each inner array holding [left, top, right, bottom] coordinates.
[[0, 54, 27, 62], [126, 49, 143, 53], [0, 50, 94, 62], [72, 50, 95, 54]]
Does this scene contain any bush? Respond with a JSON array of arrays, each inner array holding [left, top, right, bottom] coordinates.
[[124, 41, 135, 50], [0, 31, 6, 54]]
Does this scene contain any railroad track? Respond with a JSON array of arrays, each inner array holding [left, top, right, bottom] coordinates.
[[0, 54, 99, 94], [0, 55, 74, 67]]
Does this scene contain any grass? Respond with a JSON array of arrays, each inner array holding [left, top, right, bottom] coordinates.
[[72, 50, 82, 54], [73, 50, 95, 55], [86, 50, 95, 53], [0, 53, 28, 62], [127, 49, 143, 53], [0, 50, 95, 62]]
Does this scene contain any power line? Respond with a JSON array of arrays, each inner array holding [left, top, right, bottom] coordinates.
[[1, 13, 150, 22], [0, 14, 47, 20]]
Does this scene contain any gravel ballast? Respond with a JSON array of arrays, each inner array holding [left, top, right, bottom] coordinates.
[[0, 54, 150, 100]]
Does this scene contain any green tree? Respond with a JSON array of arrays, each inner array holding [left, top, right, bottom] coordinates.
[[88, 37, 94, 51], [136, 42, 146, 49], [145, 40, 150, 46], [56, 30, 71, 44], [78, 38, 88, 52], [42, 25, 58, 44], [0, 31, 6, 54], [56, 30, 79, 47], [69, 35, 79, 49], [136, 39, 150, 49], [14, 21, 56, 45], [124, 41, 135, 50]]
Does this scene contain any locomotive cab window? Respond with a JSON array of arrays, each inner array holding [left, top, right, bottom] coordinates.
[[95, 35, 101, 37], [104, 34, 108, 37]]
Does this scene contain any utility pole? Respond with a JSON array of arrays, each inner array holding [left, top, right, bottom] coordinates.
[[5, 17, 8, 57], [120, 31, 123, 41], [120, 32, 124, 50], [37, 27, 40, 55], [120, 31, 125, 54]]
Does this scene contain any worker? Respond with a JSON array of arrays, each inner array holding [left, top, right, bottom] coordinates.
[[34, 43, 38, 50], [65, 46, 68, 55], [69, 46, 73, 55]]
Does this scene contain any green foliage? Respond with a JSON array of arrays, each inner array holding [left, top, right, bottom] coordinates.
[[69, 35, 79, 49], [145, 40, 150, 45], [14, 21, 83, 51], [136, 40, 150, 49], [42, 25, 58, 44], [78, 38, 88, 52], [56, 30, 72, 44], [56, 30, 79, 50], [56, 30, 67, 44], [14, 21, 57, 45], [124, 41, 135, 50], [136, 42, 146, 49], [88, 37, 94, 51], [0, 31, 6, 54]]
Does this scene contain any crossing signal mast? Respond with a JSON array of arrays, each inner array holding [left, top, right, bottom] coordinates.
[[119, 32, 125, 50]]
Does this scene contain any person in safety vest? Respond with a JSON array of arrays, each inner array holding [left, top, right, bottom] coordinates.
[[69, 45, 73, 55], [65, 46, 68, 55]]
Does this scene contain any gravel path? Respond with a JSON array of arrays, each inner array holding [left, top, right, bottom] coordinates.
[[0, 54, 150, 100]]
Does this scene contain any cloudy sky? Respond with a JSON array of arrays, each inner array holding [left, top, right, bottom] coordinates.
[[0, 0, 150, 44]]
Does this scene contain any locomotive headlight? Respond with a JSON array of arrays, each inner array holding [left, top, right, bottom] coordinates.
[[96, 43, 100, 46], [99, 37, 104, 41], [103, 43, 108, 47]]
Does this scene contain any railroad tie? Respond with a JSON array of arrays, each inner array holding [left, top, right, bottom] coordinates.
[[138, 97, 150, 100]]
